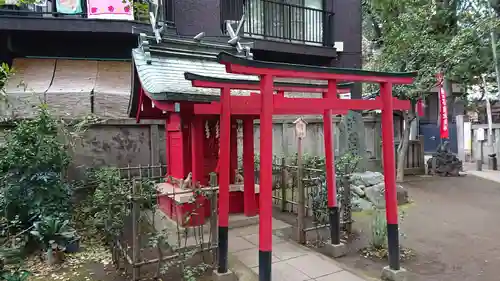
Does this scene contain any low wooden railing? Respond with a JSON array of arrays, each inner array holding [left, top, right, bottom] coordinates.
[[393, 135, 426, 175]]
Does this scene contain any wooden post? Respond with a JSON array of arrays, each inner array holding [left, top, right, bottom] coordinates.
[[296, 135, 306, 244], [217, 87, 231, 274], [280, 157, 287, 212], [191, 116, 205, 185], [150, 124, 160, 171], [476, 128, 485, 171], [323, 80, 339, 246], [132, 181, 140, 280], [418, 135, 425, 171], [258, 75, 274, 280], [281, 121, 290, 213], [456, 115, 465, 162], [209, 172, 219, 261], [243, 117, 257, 216], [230, 118, 238, 183], [342, 175, 352, 235], [380, 82, 401, 271]]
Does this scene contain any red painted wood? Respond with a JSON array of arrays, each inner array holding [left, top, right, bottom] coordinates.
[[229, 191, 245, 214], [203, 117, 220, 185], [157, 193, 172, 218], [218, 88, 231, 227], [191, 80, 351, 93], [323, 80, 337, 208], [182, 117, 192, 179], [192, 95, 409, 115], [223, 64, 416, 84], [259, 75, 274, 252], [136, 87, 144, 123], [166, 114, 186, 179], [380, 82, 398, 225], [173, 196, 208, 227], [191, 116, 205, 185], [230, 119, 238, 184], [164, 120, 169, 177], [243, 117, 257, 216]]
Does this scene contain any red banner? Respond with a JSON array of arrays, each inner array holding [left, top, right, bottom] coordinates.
[[437, 73, 449, 139], [416, 99, 425, 117]]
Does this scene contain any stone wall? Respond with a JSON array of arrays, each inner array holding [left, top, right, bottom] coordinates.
[[0, 119, 166, 180], [68, 119, 166, 176], [0, 115, 399, 178]]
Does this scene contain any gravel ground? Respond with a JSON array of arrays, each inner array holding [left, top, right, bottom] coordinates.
[[337, 175, 500, 281]]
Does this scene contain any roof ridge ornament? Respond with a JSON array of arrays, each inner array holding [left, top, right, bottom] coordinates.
[[224, 12, 253, 59], [149, 1, 164, 44], [139, 33, 152, 65]]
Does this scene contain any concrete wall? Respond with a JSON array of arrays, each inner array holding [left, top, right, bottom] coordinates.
[[471, 123, 500, 163], [244, 115, 397, 160]]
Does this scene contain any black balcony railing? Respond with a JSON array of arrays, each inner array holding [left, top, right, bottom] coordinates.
[[0, 0, 175, 26], [244, 0, 334, 46]]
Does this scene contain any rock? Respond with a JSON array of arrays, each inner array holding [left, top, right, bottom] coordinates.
[[352, 198, 374, 212], [351, 185, 365, 197], [396, 184, 409, 205], [364, 183, 386, 209], [427, 140, 463, 177], [350, 171, 384, 187], [364, 183, 409, 209]]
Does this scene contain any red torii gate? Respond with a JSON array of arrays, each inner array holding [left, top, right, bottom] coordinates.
[[187, 52, 416, 281]]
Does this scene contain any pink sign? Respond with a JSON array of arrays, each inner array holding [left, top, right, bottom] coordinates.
[[87, 0, 134, 20]]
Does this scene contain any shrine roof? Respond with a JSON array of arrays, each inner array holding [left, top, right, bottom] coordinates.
[[129, 35, 254, 117], [132, 45, 249, 103], [129, 35, 359, 118], [217, 52, 418, 81]]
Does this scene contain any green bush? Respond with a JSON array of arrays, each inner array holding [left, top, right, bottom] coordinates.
[[0, 105, 73, 234]]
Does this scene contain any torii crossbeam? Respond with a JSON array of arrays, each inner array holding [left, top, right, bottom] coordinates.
[[187, 52, 417, 281]]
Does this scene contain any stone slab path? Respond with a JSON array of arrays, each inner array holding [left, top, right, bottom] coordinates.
[[228, 218, 372, 281]]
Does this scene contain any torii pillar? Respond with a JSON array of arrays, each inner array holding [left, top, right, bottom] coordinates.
[[243, 116, 257, 216]]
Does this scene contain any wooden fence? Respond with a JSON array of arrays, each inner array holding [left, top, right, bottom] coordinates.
[[86, 164, 218, 281], [254, 158, 353, 243], [392, 135, 426, 175], [402, 136, 426, 175]]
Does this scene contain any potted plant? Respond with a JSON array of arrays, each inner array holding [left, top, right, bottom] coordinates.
[[64, 235, 81, 254], [30, 216, 77, 265]]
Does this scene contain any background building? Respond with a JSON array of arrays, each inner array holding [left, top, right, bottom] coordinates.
[[0, 0, 362, 118]]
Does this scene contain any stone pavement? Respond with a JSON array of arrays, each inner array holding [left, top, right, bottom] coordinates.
[[228, 217, 371, 281], [462, 161, 500, 183]]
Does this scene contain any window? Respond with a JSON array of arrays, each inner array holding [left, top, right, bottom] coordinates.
[[245, 0, 325, 44]]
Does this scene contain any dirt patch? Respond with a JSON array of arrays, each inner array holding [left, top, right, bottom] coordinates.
[[274, 175, 500, 281]]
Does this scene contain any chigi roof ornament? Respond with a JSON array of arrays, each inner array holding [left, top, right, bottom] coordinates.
[[149, 0, 164, 44], [224, 12, 253, 59], [138, 33, 152, 64]]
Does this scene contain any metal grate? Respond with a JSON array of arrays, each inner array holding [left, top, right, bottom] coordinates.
[[243, 0, 334, 46]]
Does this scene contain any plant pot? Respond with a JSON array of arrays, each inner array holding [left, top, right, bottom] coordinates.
[[65, 238, 80, 253], [45, 249, 64, 265]]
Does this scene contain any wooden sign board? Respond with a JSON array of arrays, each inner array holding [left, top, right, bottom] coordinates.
[[293, 117, 307, 139], [476, 128, 485, 141]]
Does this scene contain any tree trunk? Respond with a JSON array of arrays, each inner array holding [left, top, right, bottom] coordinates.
[[396, 111, 412, 182]]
